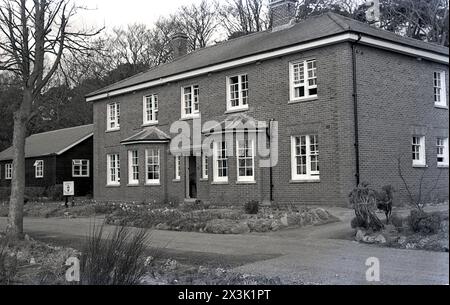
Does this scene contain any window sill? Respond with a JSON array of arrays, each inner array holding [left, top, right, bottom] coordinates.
[[290, 178, 320, 184], [437, 164, 449, 168], [106, 128, 120, 133], [180, 114, 200, 121], [127, 183, 140, 187], [288, 96, 318, 104], [73, 176, 90, 178], [211, 181, 228, 185], [412, 164, 428, 168], [142, 122, 159, 127], [172, 179, 181, 183], [236, 180, 256, 184], [225, 106, 249, 114], [434, 104, 448, 110], [145, 182, 161, 186], [106, 184, 121, 188], [199, 178, 209, 182]]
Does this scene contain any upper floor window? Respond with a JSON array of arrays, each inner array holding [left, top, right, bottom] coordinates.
[[227, 74, 248, 111], [213, 141, 228, 183], [128, 150, 139, 185], [290, 59, 317, 101], [236, 138, 255, 182], [291, 135, 319, 181], [34, 160, 44, 178], [107, 102, 120, 131], [412, 136, 426, 166], [434, 71, 447, 108], [107, 154, 120, 185], [437, 137, 449, 167], [146, 149, 160, 184], [182, 85, 199, 118], [5, 163, 12, 180], [143, 95, 158, 125], [72, 160, 89, 177]]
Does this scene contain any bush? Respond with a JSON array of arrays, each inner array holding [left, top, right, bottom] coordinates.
[[350, 216, 366, 229], [408, 210, 441, 234], [45, 185, 64, 201], [390, 213, 404, 228], [348, 182, 384, 231], [0, 236, 18, 285], [244, 200, 259, 214], [80, 223, 149, 285], [24, 187, 46, 201]]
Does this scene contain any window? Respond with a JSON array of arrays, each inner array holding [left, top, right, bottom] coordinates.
[[72, 160, 89, 177], [146, 149, 160, 184], [290, 59, 317, 101], [182, 85, 199, 118], [34, 160, 44, 178], [143, 94, 158, 125], [291, 135, 320, 181], [202, 153, 208, 179], [213, 141, 228, 182], [107, 154, 120, 185], [436, 137, 449, 166], [128, 151, 139, 185], [107, 102, 120, 131], [174, 156, 181, 180], [236, 138, 255, 182], [5, 163, 12, 180], [227, 74, 248, 110], [412, 136, 426, 166], [434, 71, 447, 108]]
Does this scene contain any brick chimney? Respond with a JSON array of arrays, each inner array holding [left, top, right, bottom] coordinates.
[[171, 33, 188, 60], [269, 0, 297, 30]]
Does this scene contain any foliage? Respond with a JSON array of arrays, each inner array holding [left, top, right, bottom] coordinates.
[[408, 210, 442, 234], [244, 200, 260, 214], [45, 185, 64, 202], [80, 224, 149, 285], [349, 182, 384, 231], [390, 213, 404, 229], [376, 185, 395, 223], [0, 235, 18, 285]]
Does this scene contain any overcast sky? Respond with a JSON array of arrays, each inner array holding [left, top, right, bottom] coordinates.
[[74, 0, 204, 30]]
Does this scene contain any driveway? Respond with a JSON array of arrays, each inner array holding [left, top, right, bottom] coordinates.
[[0, 206, 448, 285]]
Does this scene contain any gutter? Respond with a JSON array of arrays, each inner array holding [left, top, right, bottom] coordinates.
[[351, 34, 362, 186]]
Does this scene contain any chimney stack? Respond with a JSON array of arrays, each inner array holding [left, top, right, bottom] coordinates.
[[171, 33, 188, 60], [269, 0, 297, 31]]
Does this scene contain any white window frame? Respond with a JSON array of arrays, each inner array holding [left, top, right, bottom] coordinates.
[[72, 159, 90, 177], [107, 102, 120, 131], [34, 160, 44, 178], [213, 141, 228, 183], [436, 137, 449, 167], [128, 150, 139, 185], [291, 135, 320, 181], [434, 71, 447, 108], [226, 74, 249, 111], [412, 136, 426, 166], [145, 149, 160, 185], [5, 163, 12, 180], [174, 155, 181, 180], [236, 139, 255, 182], [143, 94, 158, 125], [107, 154, 120, 186], [289, 59, 317, 101], [181, 85, 200, 118], [202, 153, 208, 179]]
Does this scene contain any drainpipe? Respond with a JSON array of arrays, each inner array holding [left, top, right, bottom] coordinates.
[[352, 34, 362, 186], [266, 119, 275, 202]]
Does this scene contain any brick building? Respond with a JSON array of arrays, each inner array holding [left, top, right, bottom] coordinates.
[[86, 1, 448, 206]]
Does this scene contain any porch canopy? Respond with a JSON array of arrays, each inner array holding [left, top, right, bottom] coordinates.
[[120, 126, 171, 145], [201, 113, 267, 136]]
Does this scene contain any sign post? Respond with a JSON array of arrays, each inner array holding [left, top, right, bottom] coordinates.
[[63, 181, 75, 208]]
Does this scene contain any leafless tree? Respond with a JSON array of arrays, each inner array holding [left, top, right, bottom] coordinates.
[[0, 0, 102, 239]]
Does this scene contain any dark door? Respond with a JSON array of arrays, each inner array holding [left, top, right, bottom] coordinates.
[[188, 156, 197, 199]]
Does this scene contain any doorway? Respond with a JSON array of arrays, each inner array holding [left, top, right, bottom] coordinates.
[[186, 156, 197, 199]]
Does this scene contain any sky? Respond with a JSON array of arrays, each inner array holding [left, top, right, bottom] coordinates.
[[73, 0, 204, 31]]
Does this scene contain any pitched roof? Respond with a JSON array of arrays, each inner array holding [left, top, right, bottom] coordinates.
[[87, 12, 448, 99], [0, 124, 93, 161], [121, 126, 171, 145]]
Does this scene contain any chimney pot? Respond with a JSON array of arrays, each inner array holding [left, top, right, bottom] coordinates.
[[171, 33, 188, 60]]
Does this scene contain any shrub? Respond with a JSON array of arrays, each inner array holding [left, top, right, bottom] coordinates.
[[24, 187, 46, 201], [46, 185, 64, 201], [348, 182, 384, 231], [80, 223, 149, 285], [390, 213, 404, 228], [350, 216, 366, 229], [244, 200, 259, 215], [0, 236, 18, 285], [408, 210, 441, 234]]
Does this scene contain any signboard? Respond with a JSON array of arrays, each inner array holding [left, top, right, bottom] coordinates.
[[63, 181, 75, 196]]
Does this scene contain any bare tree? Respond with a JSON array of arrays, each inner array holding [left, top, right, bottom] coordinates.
[[0, 0, 102, 239]]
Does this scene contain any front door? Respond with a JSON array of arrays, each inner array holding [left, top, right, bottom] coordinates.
[[186, 156, 197, 199]]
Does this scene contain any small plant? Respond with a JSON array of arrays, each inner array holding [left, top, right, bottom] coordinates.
[[408, 210, 441, 234], [376, 185, 395, 224], [80, 223, 149, 285], [244, 200, 259, 215], [349, 182, 384, 231], [390, 213, 404, 229], [0, 235, 18, 285]]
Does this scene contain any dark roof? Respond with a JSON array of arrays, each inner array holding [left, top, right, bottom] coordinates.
[[121, 127, 171, 145], [87, 12, 448, 99], [0, 124, 93, 161]]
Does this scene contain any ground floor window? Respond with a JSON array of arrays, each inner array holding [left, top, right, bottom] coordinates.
[[174, 155, 181, 180], [412, 136, 426, 166], [213, 141, 228, 182], [72, 159, 89, 177], [146, 149, 160, 184], [107, 154, 120, 185], [5, 163, 12, 180], [128, 151, 139, 185], [236, 138, 254, 182], [34, 160, 44, 178], [291, 135, 319, 181], [436, 137, 449, 166]]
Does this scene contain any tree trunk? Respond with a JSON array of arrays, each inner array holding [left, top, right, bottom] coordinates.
[[6, 90, 32, 240]]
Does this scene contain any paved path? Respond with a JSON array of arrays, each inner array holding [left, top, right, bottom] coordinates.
[[0, 207, 448, 285]]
